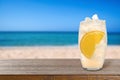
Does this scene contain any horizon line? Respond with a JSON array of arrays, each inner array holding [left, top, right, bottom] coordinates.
[[0, 31, 120, 33]]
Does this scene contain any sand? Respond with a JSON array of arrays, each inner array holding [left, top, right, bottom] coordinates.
[[0, 46, 120, 59]]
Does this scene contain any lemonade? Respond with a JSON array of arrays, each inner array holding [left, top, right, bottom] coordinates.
[[79, 14, 107, 70]]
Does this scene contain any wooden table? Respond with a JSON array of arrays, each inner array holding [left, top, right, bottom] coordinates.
[[0, 59, 119, 80]]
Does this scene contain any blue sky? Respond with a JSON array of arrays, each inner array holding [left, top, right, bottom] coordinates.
[[0, 0, 120, 32]]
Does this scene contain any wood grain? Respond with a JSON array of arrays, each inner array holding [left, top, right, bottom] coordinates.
[[0, 59, 119, 75], [54, 75, 120, 80], [0, 59, 119, 80], [0, 75, 119, 80], [0, 75, 53, 80]]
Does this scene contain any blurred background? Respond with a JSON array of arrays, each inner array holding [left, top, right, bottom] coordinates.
[[0, 0, 120, 46], [0, 0, 120, 59]]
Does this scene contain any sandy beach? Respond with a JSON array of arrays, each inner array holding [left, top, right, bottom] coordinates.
[[0, 45, 120, 59]]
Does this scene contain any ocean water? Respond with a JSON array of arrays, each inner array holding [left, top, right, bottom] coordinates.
[[0, 32, 120, 46]]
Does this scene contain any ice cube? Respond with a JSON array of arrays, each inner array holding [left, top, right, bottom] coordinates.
[[92, 14, 99, 20], [85, 17, 91, 21]]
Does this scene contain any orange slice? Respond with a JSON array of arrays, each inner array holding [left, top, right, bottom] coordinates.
[[80, 31, 104, 59]]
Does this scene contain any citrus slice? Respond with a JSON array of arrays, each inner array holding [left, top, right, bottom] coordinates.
[[80, 31, 104, 59]]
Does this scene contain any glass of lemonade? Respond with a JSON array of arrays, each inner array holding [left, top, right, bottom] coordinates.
[[78, 14, 107, 70]]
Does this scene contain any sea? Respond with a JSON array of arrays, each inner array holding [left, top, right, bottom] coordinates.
[[0, 32, 120, 46]]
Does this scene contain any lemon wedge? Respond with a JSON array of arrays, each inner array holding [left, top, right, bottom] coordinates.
[[80, 31, 104, 59]]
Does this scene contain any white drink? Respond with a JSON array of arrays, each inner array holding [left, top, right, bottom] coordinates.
[[79, 14, 107, 70]]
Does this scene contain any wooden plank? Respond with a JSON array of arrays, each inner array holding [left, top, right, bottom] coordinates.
[[0, 59, 119, 75], [54, 75, 120, 80], [0, 75, 119, 80], [0, 75, 53, 80]]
